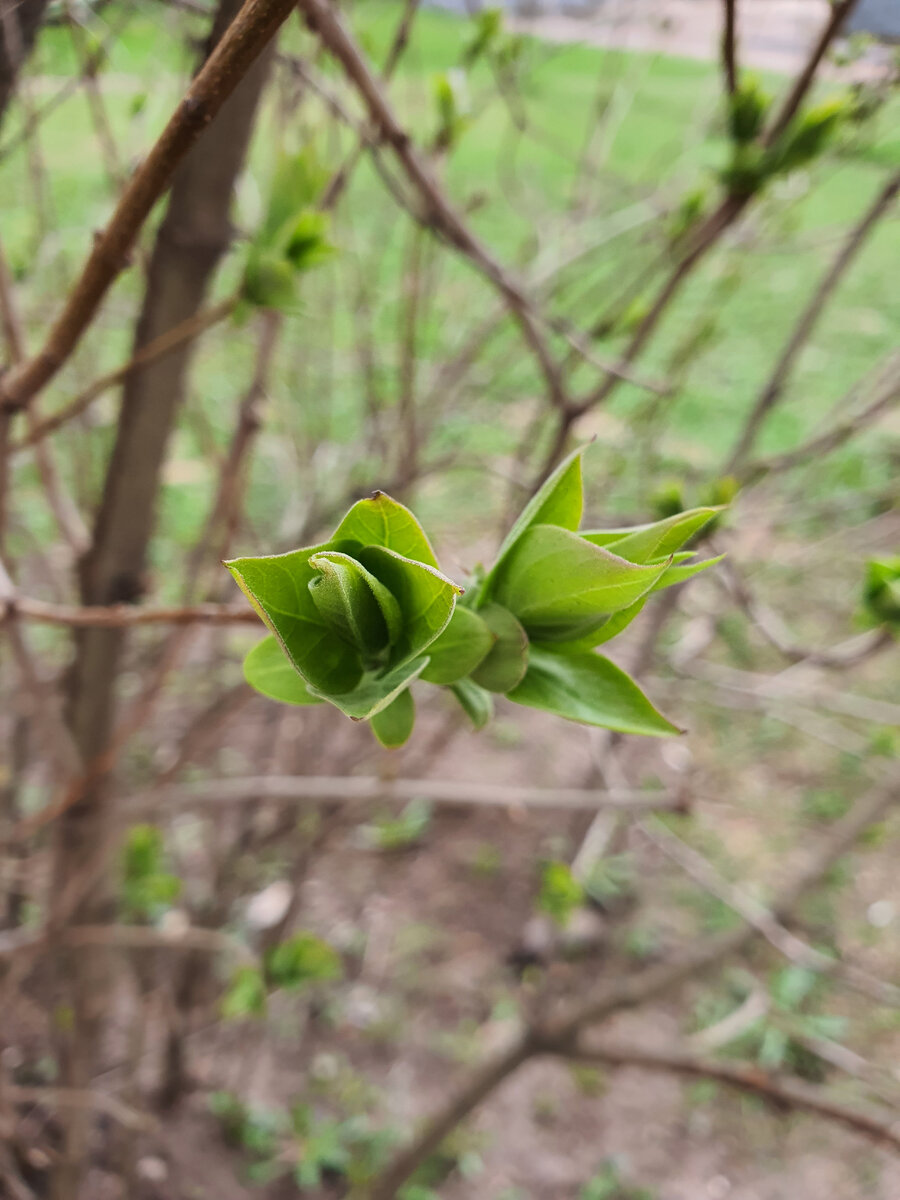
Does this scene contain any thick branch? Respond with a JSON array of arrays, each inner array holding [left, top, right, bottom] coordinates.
[[0, 0, 296, 414], [128, 774, 683, 816]]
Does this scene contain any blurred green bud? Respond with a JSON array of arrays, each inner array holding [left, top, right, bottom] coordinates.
[[669, 185, 710, 243], [770, 93, 853, 175], [462, 7, 503, 66], [651, 481, 686, 519], [242, 249, 297, 310], [538, 860, 584, 927], [719, 142, 771, 197], [862, 556, 900, 627], [727, 75, 772, 144], [432, 69, 471, 152]]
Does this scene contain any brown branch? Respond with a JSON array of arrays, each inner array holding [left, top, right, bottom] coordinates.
[[365, 1028, 537, 1200], [0, 233, 89, 553], [319, 0, 421, 211], [366, 768, 899, 1196], [746, 353, 900, 480], [567, 1038, 900, 1152], [764, 0, 862, 147], [728, 169, 900, 471], [128, 774, 683, 816], [4, 1085, 155, 1133], [8, 295, 237, 452], [638, 815, 900, 1010], [295, 0, 570, 414], [534, 0, 861, 480], [0, 0, 297, 414], [8, 595, 258, 627], [722, 0, 738, 96]]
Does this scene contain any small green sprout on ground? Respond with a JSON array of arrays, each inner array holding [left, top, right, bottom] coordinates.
[[226, 445, 725, 748], [221, 931, 343, 1021]]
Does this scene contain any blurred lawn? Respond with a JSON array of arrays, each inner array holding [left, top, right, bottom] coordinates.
[[3, 1, 898, 561]]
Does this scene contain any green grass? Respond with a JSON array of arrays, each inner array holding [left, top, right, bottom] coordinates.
[[3, 1, 898, 559]]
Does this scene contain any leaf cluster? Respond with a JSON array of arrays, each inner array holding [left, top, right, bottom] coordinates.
[[228, 446, 725, 747], [241, 149, 335, 312], [720, 79, 858, 197], [221, 931, 343, 1020]]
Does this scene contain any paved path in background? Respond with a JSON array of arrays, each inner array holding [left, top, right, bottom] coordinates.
[[508, 0, 888, 78]]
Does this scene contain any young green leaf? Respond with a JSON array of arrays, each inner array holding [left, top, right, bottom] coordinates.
[[469, 603, 529, 693], [307, 550, 401, 659], [651, 553, 725, 591], [538, 860, 585, 927], [222, 967, 267, 1021], [582, 507, 720, 563], [310, 657, 428, 721], [561, 598, 647, 651], [243, 636, 323, 706], [450, 678, 494, 729], [265, 932, 342, 991], [356, 545, 461, 667], [508, 645, 680, 737], [278, 209, 333, 271], [479, 444, 586, 604], [370, 687, 416, 748], [419, 604, 493, 685], [260, 148, 330, 243], [226, 548, 363, 695], [494, 524, 668, 641], [242, 249, 299, 311], [331, 491, 440, 567]]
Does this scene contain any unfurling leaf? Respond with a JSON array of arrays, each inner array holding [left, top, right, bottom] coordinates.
[[727, 75, 772, 143], [478, 444, 585, 605], [420, 604, 494, 685], [469, 603, 529, 693], [450, 678, 494, 729], [227, 449, 727, 744], [371, 687, 416, 748], [509, 645, 680, 737], [331, 491, 439, 567], [494, 524, 668, 641], [582, 506, 720, 562], [243, 636, 323, 706]]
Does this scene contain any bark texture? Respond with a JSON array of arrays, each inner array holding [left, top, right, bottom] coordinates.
[[53, 0, 276, 1184]]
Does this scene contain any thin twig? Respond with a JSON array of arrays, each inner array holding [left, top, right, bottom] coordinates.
[[728, 170, 900, 471], [0, 0, 296, 414], [295, 0, 570, 414], [722, 0, 738, 96], [4, 1085, 155, 1133], [7, 595, 257, 626], [764, 0, 863, 147], [366, 769, 899, 1196], [128, 775, 683, 816], [638, 816, 900, 1010], [567, 1037, 900, 1152]]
